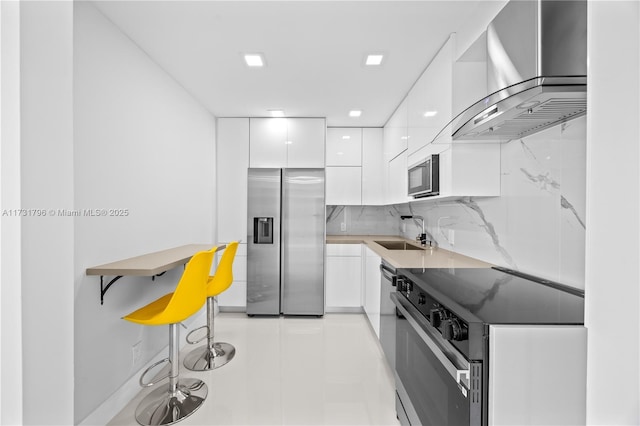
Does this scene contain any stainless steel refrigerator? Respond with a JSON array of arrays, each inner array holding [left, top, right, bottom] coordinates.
[[247, 168, 325, 316]]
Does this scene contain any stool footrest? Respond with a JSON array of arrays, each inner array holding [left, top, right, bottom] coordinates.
[[185, 325, 209, 345], [140, 358, 170, 388]]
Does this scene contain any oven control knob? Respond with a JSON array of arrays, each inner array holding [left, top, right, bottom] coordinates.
[[430, 308, 443, 327], [405, 281, 413, 296], [442, 318, 467, 341], [418, 294, 426, 305]]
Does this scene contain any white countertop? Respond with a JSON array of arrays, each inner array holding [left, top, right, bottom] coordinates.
[[326, 235, 492, 269]]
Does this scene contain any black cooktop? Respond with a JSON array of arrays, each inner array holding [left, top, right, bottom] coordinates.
[[399, 267, 584, 325]]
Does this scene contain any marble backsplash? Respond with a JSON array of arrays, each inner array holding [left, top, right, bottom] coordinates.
[[327, 116, 586, 289]]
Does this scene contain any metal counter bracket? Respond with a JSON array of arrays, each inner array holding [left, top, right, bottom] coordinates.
[[99, 271, 173, 305], [100, 275, 123, 305]]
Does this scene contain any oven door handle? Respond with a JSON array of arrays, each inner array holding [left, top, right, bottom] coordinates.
[[379, 264, 396, 285], [391, 293, 470, 397]]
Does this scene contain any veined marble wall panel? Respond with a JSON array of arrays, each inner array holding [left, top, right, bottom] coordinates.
[[326, 205, 401, 236], [327, 116, 586, 289]]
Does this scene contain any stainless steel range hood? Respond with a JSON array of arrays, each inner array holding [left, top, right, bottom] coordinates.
[[451, 0, 587, 142]]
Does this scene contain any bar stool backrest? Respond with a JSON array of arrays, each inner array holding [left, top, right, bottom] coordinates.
[[207, 241, 239, 297], [162, 247, 216, 324]]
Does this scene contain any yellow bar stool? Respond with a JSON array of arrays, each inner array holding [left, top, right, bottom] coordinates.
[[122, 247, 216, 426], [184, 241, 239, 371]]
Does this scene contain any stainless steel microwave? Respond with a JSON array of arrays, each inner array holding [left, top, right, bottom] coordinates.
[[408, 155, 439, 198]]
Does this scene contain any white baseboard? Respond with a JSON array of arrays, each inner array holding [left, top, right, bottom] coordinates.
[[219, 306, 246, 313], [78, 309, 207, 426], [325, 306, 364, 314]]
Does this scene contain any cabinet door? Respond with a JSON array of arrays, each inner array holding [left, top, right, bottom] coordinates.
[[383, 98, 408, 162], [362, 128, 385, 205], [387, 151, 408, 205], [249, 118, 287, 168], [286, 118, 325, 167], [217, 118, 250, 242], [325, 249, 362, 309], [326, 128, 362, 166], [408, 36, 454, 155], [326, 167, 362, 205], [363, 246, 381, 337]]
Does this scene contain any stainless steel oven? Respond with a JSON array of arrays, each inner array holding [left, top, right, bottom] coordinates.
[[392, 291, 480, 426], [391, 267, 585, 426]]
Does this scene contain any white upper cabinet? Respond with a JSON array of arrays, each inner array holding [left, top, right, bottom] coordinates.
[[249, 118, 288, 168], [326, 128, 362, 166], [286, 118, 326, 168], [387, 150, 409, 205], [326, 167, 362, 205], [362, 128, 385, 205], [249, 118, 325, 168], [453, 32, 488, 120], [407, 35, 454, 154], [326, 127, 384, 206], [383, 98, 408, 162]]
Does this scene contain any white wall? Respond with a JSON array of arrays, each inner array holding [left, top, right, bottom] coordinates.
[[0, 1, 23, 424], [585, 1, 640, 424], [19, 2, 75, 424], [73, 2, 216, 423]]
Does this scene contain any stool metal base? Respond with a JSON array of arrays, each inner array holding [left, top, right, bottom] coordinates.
[[135, 378, 208, 426], [183, 342, 236, 371]]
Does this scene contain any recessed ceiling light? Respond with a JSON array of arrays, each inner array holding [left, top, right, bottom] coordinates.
[[285, 140, 293, 145], [342, 135, 351, 140], [349, 110, 362, 117], [365, 54, 384, 66], [269, 110, 285, 117], [424, 111, 438, 117], [337, 152, 344, 156], [244, 53, 265, 67]]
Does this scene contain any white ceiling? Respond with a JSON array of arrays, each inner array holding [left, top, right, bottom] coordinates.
[[93, 1, 496, 127]]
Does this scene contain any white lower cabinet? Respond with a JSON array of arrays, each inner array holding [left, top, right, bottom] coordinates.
[[362, 245, 381, 337], [325, 244, 362, 309]]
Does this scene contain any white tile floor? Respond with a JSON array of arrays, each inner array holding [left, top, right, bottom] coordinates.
[[108, 313, 400, 426]]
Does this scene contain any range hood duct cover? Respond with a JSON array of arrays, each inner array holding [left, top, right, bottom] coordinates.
[[451, 0, 587, 142]]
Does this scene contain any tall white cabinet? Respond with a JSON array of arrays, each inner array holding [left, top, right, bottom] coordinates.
[[216, 118, 250, 309]]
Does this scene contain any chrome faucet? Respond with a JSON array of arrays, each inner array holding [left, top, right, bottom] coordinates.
[[401, 215, 427, 247]]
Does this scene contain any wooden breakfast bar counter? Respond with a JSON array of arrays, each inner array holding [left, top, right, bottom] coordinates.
[[86, 244, 216, 304]]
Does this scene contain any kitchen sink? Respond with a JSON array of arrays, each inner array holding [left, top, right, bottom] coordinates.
[[374, 240, 424, 251]]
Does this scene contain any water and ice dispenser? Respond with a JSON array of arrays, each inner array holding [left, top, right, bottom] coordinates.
[[253, 217, 273, 244]]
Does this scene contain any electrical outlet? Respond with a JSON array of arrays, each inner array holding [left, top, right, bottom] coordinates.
[[340, 222, 346, 232], [402, 223, 406, 233], [132, 341, 142, 366], [448, 229, 455, 245]]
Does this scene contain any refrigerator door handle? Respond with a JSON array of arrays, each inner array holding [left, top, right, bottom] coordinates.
[[280, 170, 286, 311]]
